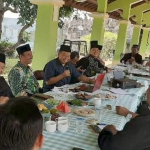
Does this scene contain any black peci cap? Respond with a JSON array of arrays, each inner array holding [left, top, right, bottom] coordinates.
[[97, 45, 103, 50], [59, 45, 71, 53], [16, 44, 31, 55], [90, 41, 98, 49], [90, 41, 103, 50]]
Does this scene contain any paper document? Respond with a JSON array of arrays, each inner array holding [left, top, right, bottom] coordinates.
[[109, 88, 128, 95]]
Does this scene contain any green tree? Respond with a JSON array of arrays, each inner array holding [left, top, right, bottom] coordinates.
[[102, 32, 117, 60], [81, 34, 91, 53], [0, 0, 74, 51]]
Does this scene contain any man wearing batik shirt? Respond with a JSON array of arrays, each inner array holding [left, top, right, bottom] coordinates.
[[76, 41, 110, 77], [8, 44, 39, 96]]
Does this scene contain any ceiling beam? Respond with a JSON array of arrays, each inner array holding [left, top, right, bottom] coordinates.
[[143, 9, 150, 13], [131, 0, 145, 9], [86, 0, 97, 5]]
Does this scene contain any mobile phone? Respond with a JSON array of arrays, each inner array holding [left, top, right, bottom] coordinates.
[[88, 125, 101, 133], [97, 123, 107, 130], [26, 92, 33, 97], [72, 147, 84, 150]]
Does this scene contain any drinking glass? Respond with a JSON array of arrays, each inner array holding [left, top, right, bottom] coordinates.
[[76, 118, 85, 134], [95, 108, 101, 121], [106, 73, 111, 82], [42, 113, 51, 130], [93, 97, 101, 109], [63, 85, 69, 93], [127, 65, 133, 78]]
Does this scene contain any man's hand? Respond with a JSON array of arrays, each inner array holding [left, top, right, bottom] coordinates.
[[89, 78, 95, 84], [0, 96, 9, 105], [77, 66, 85, 73], [62, 70, 70, 78], [128, 57, 135, 63], [107, 68, 112, 73], [19, 91, 28, 96], [116, 106, 130, 117], [131, 57, 135, 61], [104, 125, 118, 135], [146, 62, 150, 67]]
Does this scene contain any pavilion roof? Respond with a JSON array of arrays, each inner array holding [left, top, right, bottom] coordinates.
[[63, 0, 150, 25]]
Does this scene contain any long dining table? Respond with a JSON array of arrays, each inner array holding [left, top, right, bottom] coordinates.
[[40, 66, 150, 150]]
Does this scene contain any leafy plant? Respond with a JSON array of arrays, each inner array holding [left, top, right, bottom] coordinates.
[[21, 32, 31, 43], [102, 32, 117, 60], [0, 39, 15, 55]]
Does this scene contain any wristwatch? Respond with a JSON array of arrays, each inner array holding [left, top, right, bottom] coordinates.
[[126, 113, 132, 121]]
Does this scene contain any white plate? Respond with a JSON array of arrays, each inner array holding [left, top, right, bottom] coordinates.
[[74, 108, 95, 117]]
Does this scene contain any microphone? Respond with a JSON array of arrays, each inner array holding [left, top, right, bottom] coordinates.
[[64, 64, 70, 84], [65, 65, 69, 70]]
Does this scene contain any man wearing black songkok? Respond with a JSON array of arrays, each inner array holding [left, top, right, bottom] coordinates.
[[76, 41, 110, 77], [43, 45, 95, 92], [8, 44, 39, 96]]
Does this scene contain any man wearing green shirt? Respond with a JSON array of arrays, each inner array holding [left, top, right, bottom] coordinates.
[[8, 44, 39, 96]]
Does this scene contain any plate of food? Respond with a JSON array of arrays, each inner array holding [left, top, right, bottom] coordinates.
[[38, 103, 48, 111], [66, 99, 88, 107], [45, 99, 60, 105], [50, 108, 60, 121], [32, 93, 54, 101], [70, 84, 93, 93], [37, 103, 51, 116], [44, 99, 60, 108], [75, 92, 92, 101], [102, 94, 117, 100], [74, 108, 95, 117]]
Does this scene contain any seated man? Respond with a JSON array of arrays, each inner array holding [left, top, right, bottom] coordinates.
[[76, 41, 109, 77], [0, 97, 43, 150], [43, 45, 95, 92], [98, 87, 150, 150], [0, 53, 14, 105], [120, 44, 142, 64], [8, 44, 40, 96], [70, 51, 81, 84], [70, 51, 80, 66]]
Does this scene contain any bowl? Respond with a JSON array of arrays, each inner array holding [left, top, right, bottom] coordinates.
[[75, 93, 92, 101]]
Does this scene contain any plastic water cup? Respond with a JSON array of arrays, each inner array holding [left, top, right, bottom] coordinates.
[[76, 118, 85, 134], [93, 98, 101, 108], [42, 113, 51, 130], [95, 109, 103, 122]]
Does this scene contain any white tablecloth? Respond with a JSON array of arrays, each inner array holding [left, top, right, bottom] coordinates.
[[41, 72, 149, 150]]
